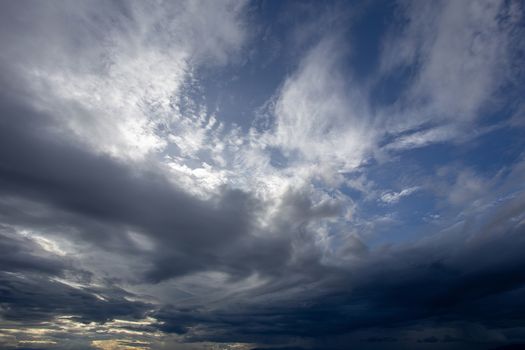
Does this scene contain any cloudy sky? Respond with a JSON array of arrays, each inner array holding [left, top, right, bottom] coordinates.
[[0, 1, 525, 349]]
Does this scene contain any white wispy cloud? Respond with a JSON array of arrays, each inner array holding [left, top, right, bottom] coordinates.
[[9, 1, 247, 161], [380, 186, 420, 204], [380, 0, 524, 142], [270, 38, 374, 180], [384, 125, 460, 151]]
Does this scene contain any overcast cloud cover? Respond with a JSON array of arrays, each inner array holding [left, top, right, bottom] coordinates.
[[1, 1, 525, 349]]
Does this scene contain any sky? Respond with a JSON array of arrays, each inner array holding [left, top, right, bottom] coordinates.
[[0, 0, 525, 349]]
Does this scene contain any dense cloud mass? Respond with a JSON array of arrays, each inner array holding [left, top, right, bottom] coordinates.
[[1, 1, 525, 349]]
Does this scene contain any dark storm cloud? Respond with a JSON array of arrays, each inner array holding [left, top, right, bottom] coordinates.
[[152, 194, 525, 347], [0, 225, 151, 326], [0, 70, 332, 335], [0, 75, 302, 284], [0, 225, 66, 276], [0, 271, 150, 323]]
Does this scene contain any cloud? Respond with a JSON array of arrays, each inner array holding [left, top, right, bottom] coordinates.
[[0, 226, 67, 276], [0, 89, 271, 283], [0, 0, 247, 161], [270, 38, 374, 180], [380, 186, 420, 204], [0, 1, 524, 349], [151, 190, 525, 346], [378, 0, 525, 149], [0, 271, 150, 324]]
